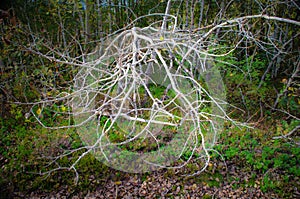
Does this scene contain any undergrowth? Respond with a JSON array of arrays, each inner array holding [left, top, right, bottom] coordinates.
[[1, 52, 299, 198], [1, 110, 299, 198], [214, 121, 300, 198]]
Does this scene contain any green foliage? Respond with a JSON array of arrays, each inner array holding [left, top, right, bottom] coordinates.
[[215, 52, 271, 114], [278, 84, 300, 114], [216, 123, 300, 197], [0, 114, 110, 195], [213, 45, 299, 125], [181, 149, 200, 161]]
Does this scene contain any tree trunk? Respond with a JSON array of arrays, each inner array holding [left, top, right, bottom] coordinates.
[[198, 0, 204, 27]]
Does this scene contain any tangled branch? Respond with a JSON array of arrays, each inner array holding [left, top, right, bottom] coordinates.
[[18, 10, 299, 179]]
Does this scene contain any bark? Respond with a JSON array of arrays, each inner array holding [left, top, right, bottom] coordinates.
[[198, 0, 204, 27]]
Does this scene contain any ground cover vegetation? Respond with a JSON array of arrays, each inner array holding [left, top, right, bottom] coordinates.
[[0, 0, 299, 198]]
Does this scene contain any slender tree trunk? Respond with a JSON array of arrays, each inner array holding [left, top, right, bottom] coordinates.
[[185, 0, 189, 28], [96, 0, 102, 38], [76, 1, 85, 42], [108, 0, 112, 34], [204, 2, 210, 26], [198, 0, 204, 27], [85, 0, 90, 43], [214, 0, 225, 40], [162, 0, 172, 31], [190, 0, 196, 30]]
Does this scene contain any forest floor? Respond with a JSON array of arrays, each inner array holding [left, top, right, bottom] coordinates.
[[22, 160, 282, 199], [1, 115, 299, 199]]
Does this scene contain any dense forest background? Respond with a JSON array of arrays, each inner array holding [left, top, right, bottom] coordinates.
[[0, 0, 299, 198]]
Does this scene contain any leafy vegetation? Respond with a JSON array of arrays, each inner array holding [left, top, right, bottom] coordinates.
[[1, 112, 299, 198]]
